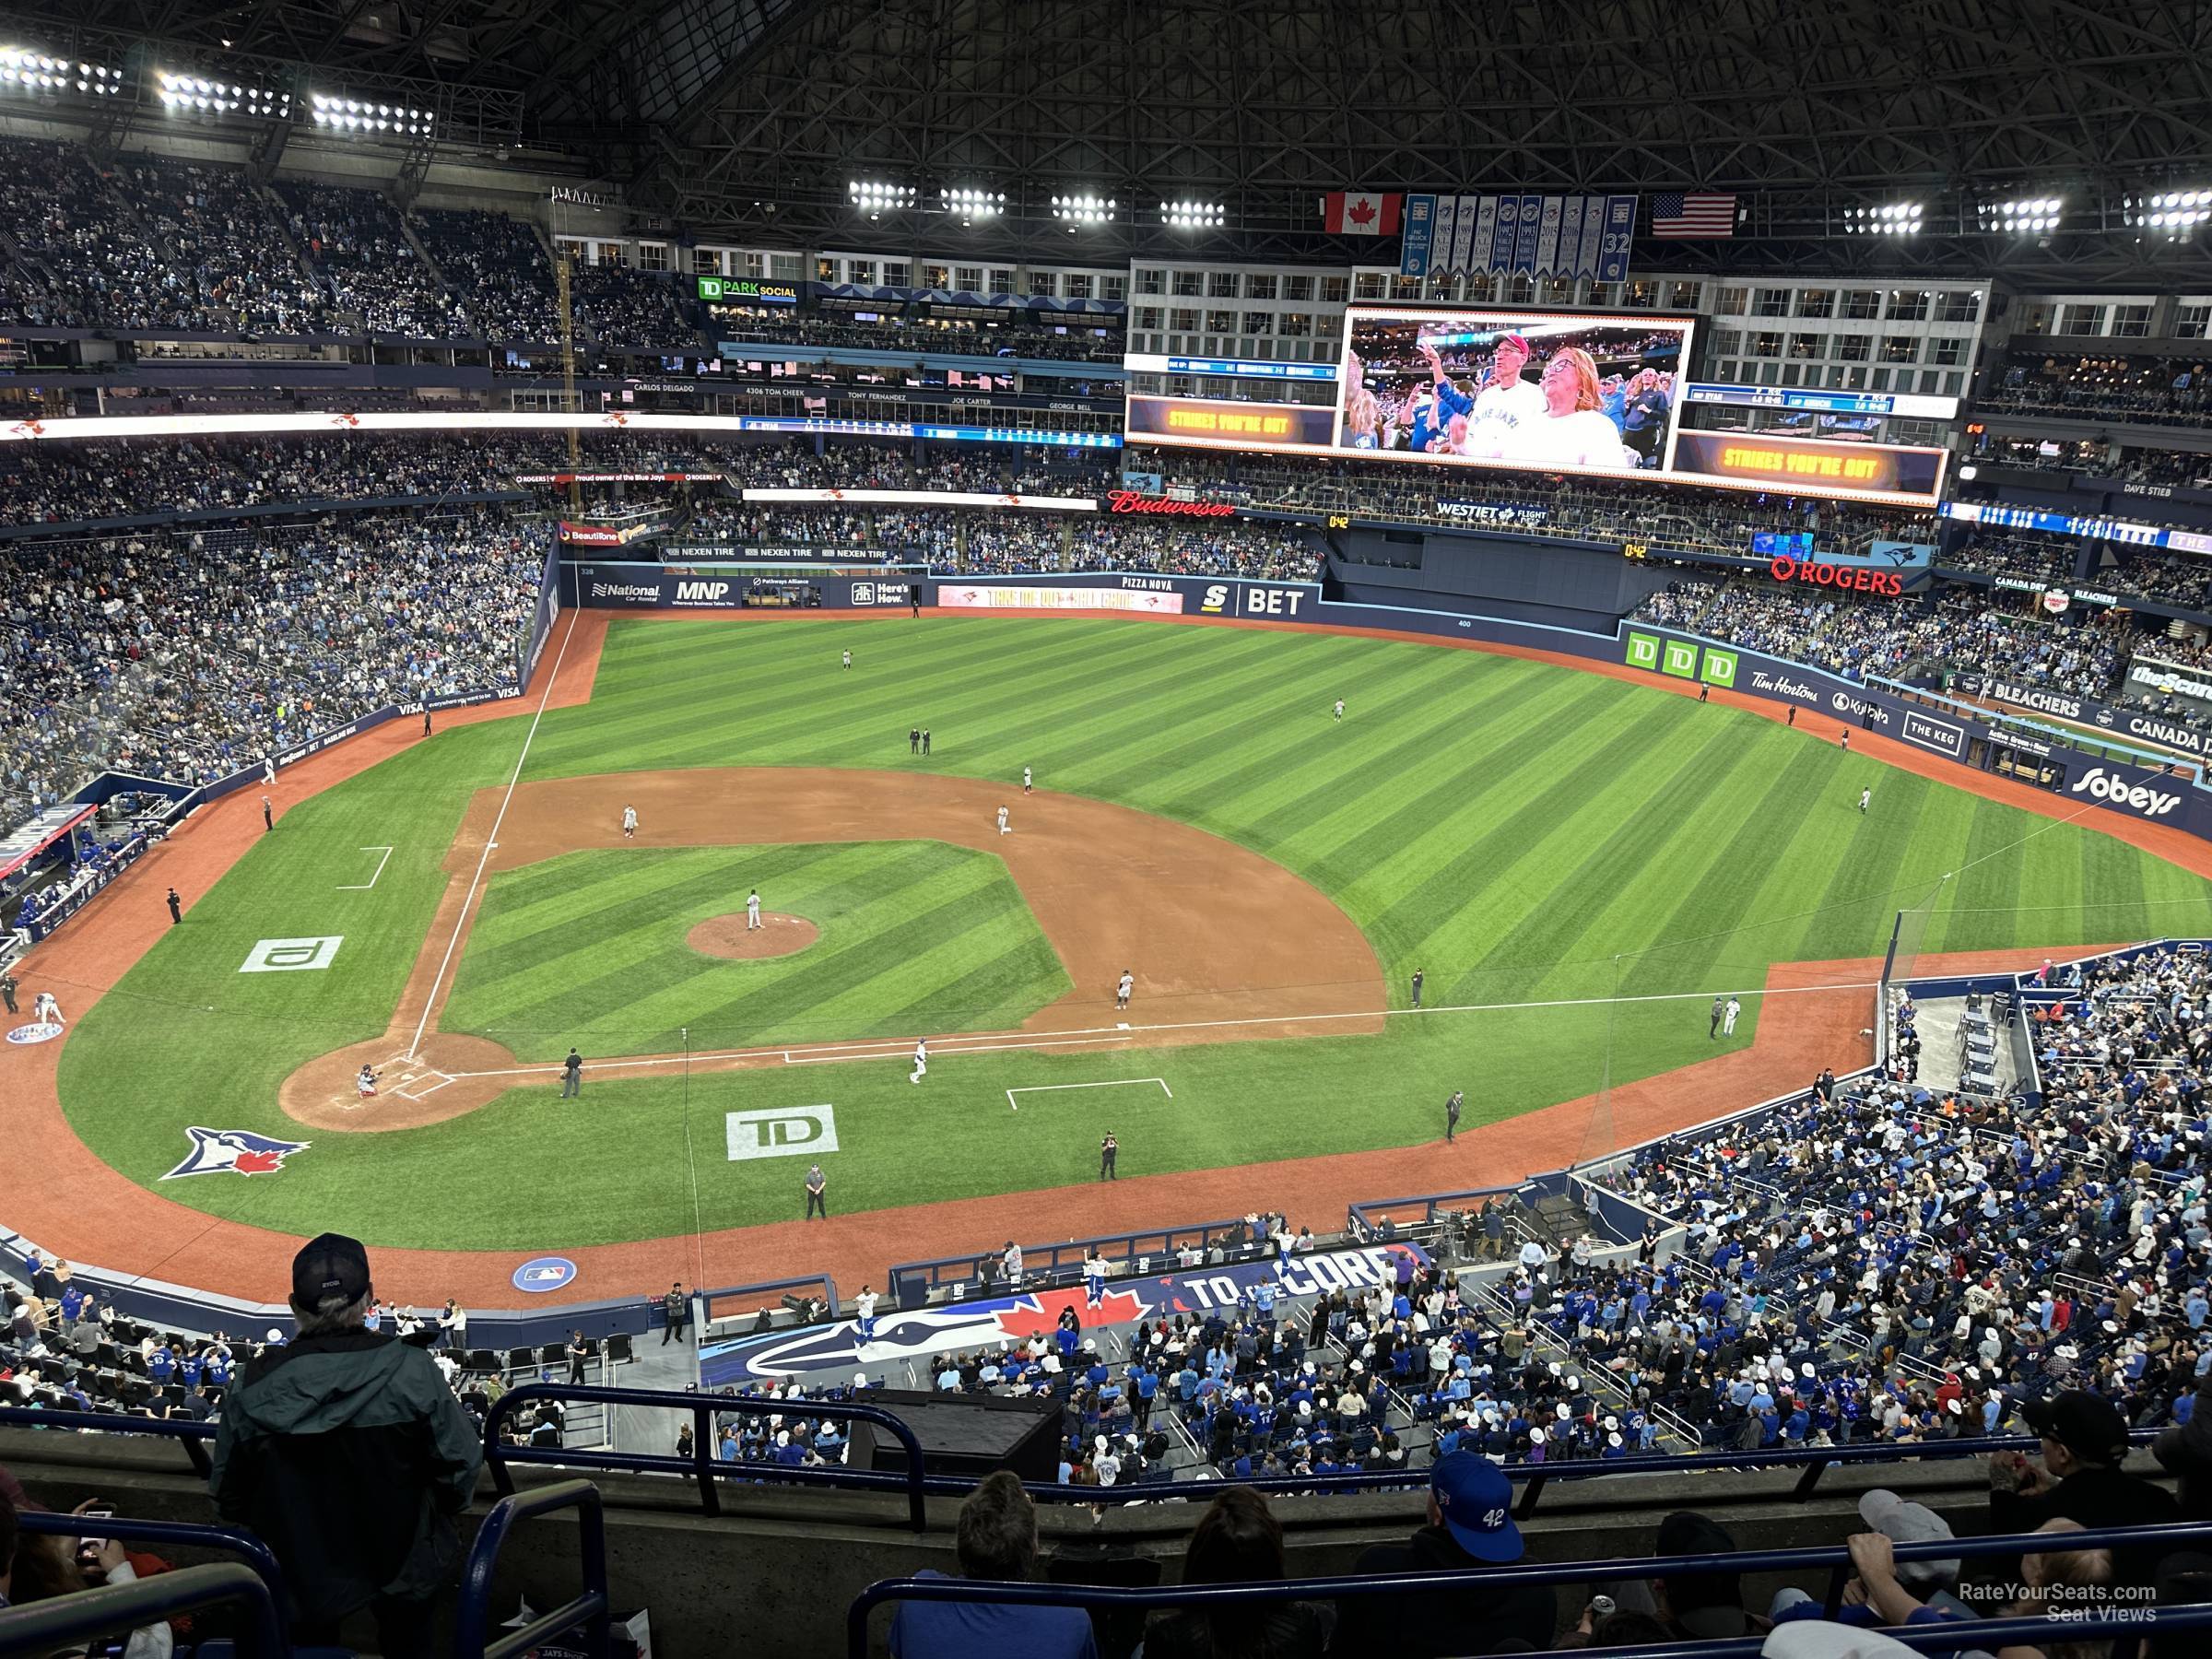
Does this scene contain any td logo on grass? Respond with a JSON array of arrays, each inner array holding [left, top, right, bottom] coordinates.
[[725, 1105, 840, 1161]]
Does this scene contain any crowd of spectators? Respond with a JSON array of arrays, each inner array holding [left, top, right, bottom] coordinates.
[[1630, 579, 2140, 696], [1983, 352, 2212, 429], [568, 263, 697, 350], [718, 309, 1125, 362], [0, 509, 545, 821], [275, 181, 470, 339], [1071, 519, 1323, 580], [406, 207, 566, 343], [0, 141, 333, 334]]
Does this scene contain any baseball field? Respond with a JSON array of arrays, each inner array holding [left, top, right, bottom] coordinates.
[[41, 612, 2212, 1270]]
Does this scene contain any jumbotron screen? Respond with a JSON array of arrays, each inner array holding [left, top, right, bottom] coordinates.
[[1339, 306, 1692, 477], [1122, 302, 1947, 507]]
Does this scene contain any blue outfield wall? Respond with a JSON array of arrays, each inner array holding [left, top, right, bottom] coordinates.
[[567, 564, 2212, 845]]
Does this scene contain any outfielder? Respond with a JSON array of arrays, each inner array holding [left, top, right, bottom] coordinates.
[[747, 888, 762, 931], [1333, 698, 1346, 722], [1858, 786, 1870, 815], [910, 1038, 929, 1084], [621, 804, 639, 840], [1022, 766, 1033, 795], [841, 649, 852, 670], [31, 991, 63, 1026], [996, 805, 1010, 835]]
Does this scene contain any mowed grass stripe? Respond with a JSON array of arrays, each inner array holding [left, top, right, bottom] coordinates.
[[1459, 716, 1758, 1001], [1126, 655, 1556, 831], [441, 841, 1065, 1057], [1382, 697, 1695, 989], [451, 842, 890, 996], [1535, 721, 1809, 1002], [1616, 735, 1841, 994], [465, 849, 1008, 1039]]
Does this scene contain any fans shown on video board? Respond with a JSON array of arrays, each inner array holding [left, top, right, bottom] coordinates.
[[1338, 310, 1687, 477]]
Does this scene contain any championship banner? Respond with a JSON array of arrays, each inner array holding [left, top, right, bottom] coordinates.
[[1402, 194, 1640, 279]]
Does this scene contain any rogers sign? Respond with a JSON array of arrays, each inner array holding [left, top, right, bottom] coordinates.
[[1768, 555, 1904, 597], [1105, 489, 1236, 518]]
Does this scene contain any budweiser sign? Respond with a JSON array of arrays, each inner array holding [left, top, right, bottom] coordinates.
[[1105, 489, 1236, 518]]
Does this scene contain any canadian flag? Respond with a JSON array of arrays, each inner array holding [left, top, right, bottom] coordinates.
[[1321, 191, 1403, 236]]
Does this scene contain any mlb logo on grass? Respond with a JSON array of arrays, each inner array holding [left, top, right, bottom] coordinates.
[[239, 935, 344, 973], [726, 1105, 839, 1161], [1700, 648, 1738, 688], [1660, 640, 1700, 679]]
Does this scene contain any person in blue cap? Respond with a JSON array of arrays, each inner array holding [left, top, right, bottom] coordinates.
[[1331, 1449, 1556, 1655]]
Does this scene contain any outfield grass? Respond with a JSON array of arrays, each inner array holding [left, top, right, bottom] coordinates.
[[443, 841, 1068, 1059], [56, 615, 2212, 1250]]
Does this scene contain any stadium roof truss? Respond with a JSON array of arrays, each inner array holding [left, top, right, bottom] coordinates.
[[7, 0, 2212, 282]]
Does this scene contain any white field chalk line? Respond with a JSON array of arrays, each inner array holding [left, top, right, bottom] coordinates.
[[405, 610, 578, 1061], [336, 845, 395, 890], [441, 981, 1881, 1079], [1006, 1077, 1172, 1112]]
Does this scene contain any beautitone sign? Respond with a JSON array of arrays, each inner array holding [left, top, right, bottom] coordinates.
[[1624, 630, 1737, 687]]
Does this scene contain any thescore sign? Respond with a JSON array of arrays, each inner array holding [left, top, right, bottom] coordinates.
[[1197, 582, 1312, 617]]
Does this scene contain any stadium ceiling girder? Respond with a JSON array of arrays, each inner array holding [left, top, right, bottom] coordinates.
[[638, 0, 2212, 217]]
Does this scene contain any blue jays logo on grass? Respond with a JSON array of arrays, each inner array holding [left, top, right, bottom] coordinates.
[[161, 1126, 310, 1180]]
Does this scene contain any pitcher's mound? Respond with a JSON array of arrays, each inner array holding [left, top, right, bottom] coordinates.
[[688, 912, 819, 960]]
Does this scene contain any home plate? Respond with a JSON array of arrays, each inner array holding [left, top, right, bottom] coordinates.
[[384, 1053, 456, 1100]]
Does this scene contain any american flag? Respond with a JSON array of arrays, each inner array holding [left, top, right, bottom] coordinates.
[[1652, 193, 1738, 238]]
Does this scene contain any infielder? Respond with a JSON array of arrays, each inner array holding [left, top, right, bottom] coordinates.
[[1115, 970, 1134, 1010], [356, 1065, 380, 1100], [1333, 698, 1346, 722], [996, 805, 1010, 835], [31, 991, 63, 1026], [621, 804, 639, 840], [1022, 766, 1033, 795], [747, 888, 762, 930], [1723, 995, 1742, 1036], [910, 1038, 929, 1084]]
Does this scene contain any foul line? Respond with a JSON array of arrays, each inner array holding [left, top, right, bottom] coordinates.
[[335, 845, 394, 890], [1006, 1077, 1172, 1112], [438, 980, 1879, 1080], [405, 610, 577, 1061]]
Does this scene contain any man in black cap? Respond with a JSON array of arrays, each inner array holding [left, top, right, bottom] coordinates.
[[210, 1231, 482, 1651], [1333, 1450, 1555, 1656], [1993, 1390, 2179, 1581]]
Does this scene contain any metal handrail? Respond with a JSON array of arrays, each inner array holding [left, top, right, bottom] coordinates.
[[0, 1405, 216, 1477], [17, 1512, 287, 1613], [846, 1519, 2212, 1659], [482, 1382, 932, 1529], [0, 1560, 285, 1657], [453, 1477, 611, 1659]]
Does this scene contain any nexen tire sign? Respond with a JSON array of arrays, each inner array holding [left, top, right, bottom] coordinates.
[[1199, 582, 1308, 617]]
